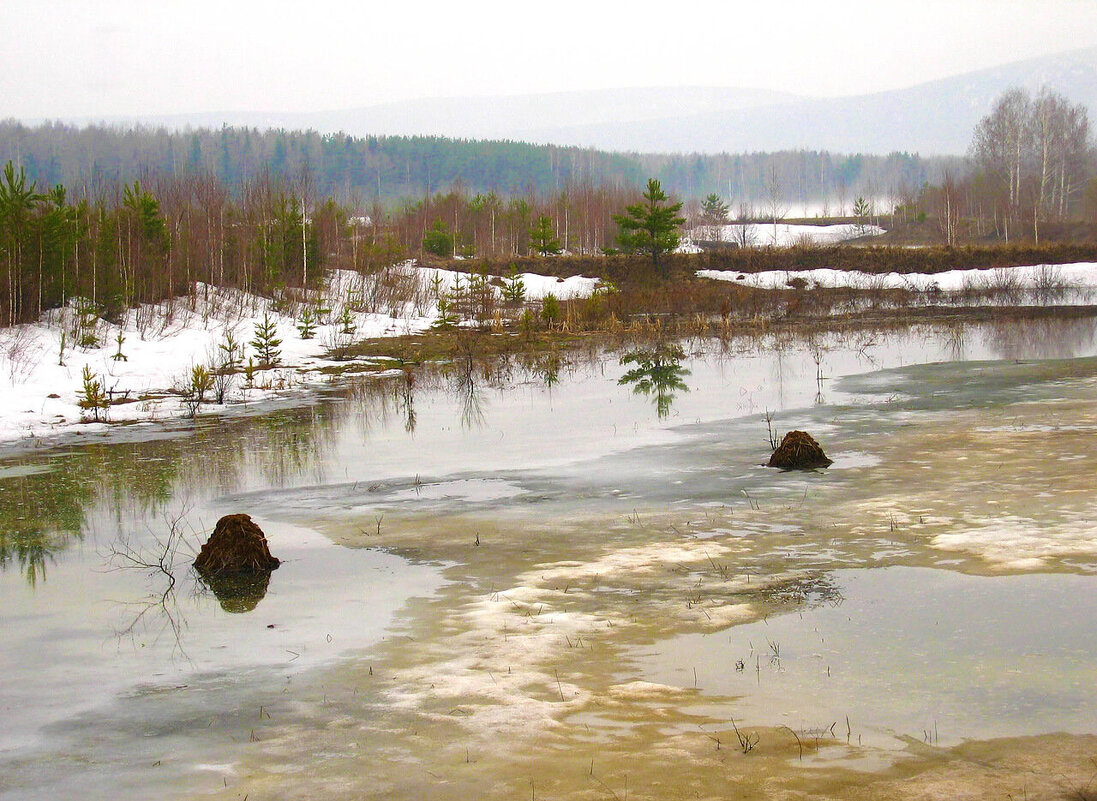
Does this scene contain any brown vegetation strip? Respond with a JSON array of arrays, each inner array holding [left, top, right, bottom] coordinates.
[[448, 243, 1097, 282]]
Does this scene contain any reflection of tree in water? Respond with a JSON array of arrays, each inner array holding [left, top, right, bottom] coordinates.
[[534, 351, 561, 388], [396, 366, 417, 433], [106, 511, 198, 656], [938, 321, 968, 362], [246, 414, 333, 488], [0, 529, 58, 587], [0, 465, 92, 586], [448, 351, 487, 429], [0, 407, 328, 585], [982, 315, 1097, 361], [618, 343, 691, 418], [0, 371, 424, 588], [1, 343, 668, 591]]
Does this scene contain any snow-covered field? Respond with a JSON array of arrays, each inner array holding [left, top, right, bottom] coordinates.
[[0, 264, 602, 445], [694, 223, 885, 247], [698, 261, 1097, 294]]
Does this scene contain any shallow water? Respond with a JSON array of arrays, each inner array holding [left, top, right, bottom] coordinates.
[[0, 516, 443, 800], [634, 567, 1097, 749], [2, 316, 1097, 800]]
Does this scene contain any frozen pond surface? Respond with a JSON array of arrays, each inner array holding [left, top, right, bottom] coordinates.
[[3, 316, 1097, 799]]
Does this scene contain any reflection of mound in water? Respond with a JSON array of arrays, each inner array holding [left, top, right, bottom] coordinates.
[[767, 430, 833, 470], [200, 570, 272, 613], [193, 514, 279, 613]]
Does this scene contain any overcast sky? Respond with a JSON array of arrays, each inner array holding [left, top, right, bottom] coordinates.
[[4, 0, 1097, 118]]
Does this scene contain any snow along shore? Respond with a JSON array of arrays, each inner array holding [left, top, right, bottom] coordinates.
[[698, 261, 1097, 296], [693, 222, 885, 247], [0, 264, 602, 446]]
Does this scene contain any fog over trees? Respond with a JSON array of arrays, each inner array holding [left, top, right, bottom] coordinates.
[[0, 121, 951, 210]]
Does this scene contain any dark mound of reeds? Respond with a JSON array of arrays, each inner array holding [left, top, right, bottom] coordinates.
[[193, 513, 280, 575], [767, 430, 833, 470]]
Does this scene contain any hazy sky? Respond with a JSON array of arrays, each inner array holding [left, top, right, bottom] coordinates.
[[4, 0, 1097, 118]]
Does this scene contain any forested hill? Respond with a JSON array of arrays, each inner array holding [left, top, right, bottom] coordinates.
[[0, 121, 956, 205]]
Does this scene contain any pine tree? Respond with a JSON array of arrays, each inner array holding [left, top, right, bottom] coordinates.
[[422, 219, 453, 257], [0, 161, 44, 325], [250, 313, 282, 367], [218, 329, 243, 371], [613, 179, 685, 275], [529, 215, 562, 256], [540, 292, 560, 328], [432, 296, 458, 329], [699, 193, 730, 240], [852, 196, 870, 235], [702, 194, 729, 222], [296, 307, 317, 339], [78, 365, 109, 422], [111, 329, 127, 361], [501, 266, 526, 305], [337, 307, 357, 336]]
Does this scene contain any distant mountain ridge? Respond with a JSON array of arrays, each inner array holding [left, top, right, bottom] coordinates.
[[65, 86, 799, 145], [533, 46, 1097, 155], [46, 47, 1097, 157]]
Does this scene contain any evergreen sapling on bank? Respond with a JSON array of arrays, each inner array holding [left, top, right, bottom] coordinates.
[[529, 214, 562, 256], [296, 307, 317, 339], [502, 267, 526, 305], [613, 178, 685, 276], [250, 313, 282, 367], [78, 365, 109, 421]]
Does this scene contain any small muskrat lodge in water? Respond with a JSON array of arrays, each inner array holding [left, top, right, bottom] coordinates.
[[193, 513, 280, 575], [767, 430, 833, 470]]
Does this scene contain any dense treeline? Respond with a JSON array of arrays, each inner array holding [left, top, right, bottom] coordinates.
[[5, 151, 1097, 331], [0, 165, 316, 326], [0, 121, 952, 206], [0, 160, 666, 325]]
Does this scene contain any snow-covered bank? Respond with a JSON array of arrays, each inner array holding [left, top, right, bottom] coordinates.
[[416, 267, 601, 300], [0, 264, 603, 446], [699, 261, 1097, 294], [695, 222, 885, 247], [0, 288, 427, 445]]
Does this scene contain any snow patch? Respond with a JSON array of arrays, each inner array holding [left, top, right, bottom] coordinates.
[[695, 223, 884, 248], [416, 266, 601, 301], [699, 261, 1097, 293]]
